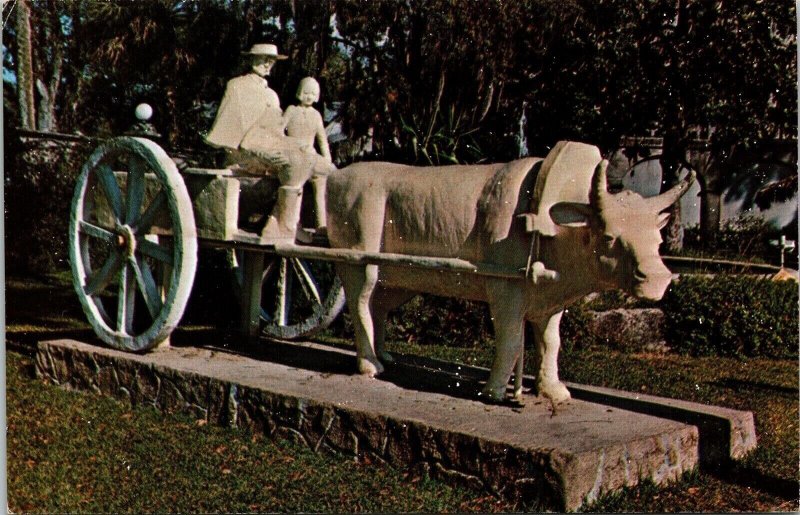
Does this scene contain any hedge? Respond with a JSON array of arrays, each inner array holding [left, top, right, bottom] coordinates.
[[375, 276, 798, 360], [660, 275, 798, 358], [387, 296, 494, 348], [7, 141, 91, 274]]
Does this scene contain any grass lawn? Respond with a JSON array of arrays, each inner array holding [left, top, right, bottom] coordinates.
[[6, 272, 800, 512]]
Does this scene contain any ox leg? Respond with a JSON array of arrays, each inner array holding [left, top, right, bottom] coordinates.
[[532, 311, 571, 403], [481, 288, 525, 402], [371, 289, 415, 364], [341, 264, 384, 377], [513, 352, 524, 401]]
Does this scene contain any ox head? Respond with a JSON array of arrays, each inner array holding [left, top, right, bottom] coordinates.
[[551, 160, 694, 300]]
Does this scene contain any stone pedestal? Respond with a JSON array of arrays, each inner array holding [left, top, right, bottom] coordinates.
[[35, 339, 755, 511]]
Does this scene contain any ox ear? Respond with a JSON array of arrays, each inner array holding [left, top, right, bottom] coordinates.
[[550, 202, 595, 227]]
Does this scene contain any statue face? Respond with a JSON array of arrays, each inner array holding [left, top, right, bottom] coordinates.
[[252, 57, 276, 77], [298, 81, 320, 106]]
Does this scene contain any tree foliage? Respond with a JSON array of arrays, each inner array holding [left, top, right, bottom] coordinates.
[[331, 0, 584, 164], [5, 0, 795, 154], [3, 0, 797, 271], [528, 0, 797, 247]]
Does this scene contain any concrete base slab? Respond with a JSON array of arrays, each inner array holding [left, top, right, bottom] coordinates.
[[384, 351, 757, 470], [34, 338, 751, 511]]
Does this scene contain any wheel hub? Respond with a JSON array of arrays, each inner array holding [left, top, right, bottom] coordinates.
[[116, 224, 136, 257]]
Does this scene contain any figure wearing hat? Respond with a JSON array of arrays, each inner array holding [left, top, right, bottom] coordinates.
[[206, 44, 286, 151], [206, 44, 334, 243]]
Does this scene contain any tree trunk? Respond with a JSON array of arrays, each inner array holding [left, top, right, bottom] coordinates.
[[16, 0, 36, 130], [687, 146, 724, 244], [660, 130, 685, 253], [36, 79, 55, 132], [36, 5, 64, 132], [699, 189, 722, 246]]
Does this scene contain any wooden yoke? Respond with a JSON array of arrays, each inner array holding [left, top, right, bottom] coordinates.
[[518, 141, 603, 282]]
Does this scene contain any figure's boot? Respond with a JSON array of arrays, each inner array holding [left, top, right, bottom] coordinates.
[[261, 186, 305, 244], [311, 175, 328, 235]]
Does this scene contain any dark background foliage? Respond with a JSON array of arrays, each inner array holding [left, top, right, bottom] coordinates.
[[4, 0, 797, 273], [6, 0, 795, 153]]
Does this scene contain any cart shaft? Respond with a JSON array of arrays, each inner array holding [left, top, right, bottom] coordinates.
[[269, 243, 525, 279]]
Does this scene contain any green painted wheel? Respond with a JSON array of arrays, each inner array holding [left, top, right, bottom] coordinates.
[[230, 250, 345, 340], [69, 137, 197, 351]]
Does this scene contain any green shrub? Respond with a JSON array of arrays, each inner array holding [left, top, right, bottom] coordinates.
[[661, 275, 799, 358], [7, 140, 91, 274], [386, 295, 494, 348], [330, 276, 797, 361], [560, 301, 599, 353]]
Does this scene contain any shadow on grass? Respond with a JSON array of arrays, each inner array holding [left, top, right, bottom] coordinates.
[[7, 328, 99, 356], [713, 463, 799, 502], [7, 273, 94, 354], [709, 378, 798, 399]]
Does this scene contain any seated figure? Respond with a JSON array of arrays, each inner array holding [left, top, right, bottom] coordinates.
[[205, 44, 333, 243], [283, 77, 334, 233], [205, 44, 284, 157]]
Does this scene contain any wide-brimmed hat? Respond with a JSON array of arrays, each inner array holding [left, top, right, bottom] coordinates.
[[242, 43, 288, 60]]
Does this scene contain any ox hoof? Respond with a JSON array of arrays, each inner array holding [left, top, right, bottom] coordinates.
[[478, 385, 506, 403], [358, 357, 384, 377], [539, 381, 571, 404]]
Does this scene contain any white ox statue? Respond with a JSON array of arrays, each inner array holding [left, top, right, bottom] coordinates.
[[326, 141, 693, 403]]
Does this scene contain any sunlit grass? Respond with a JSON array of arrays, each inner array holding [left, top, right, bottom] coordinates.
[[7, 273, 799, 512], [7, 352, 510, 513]]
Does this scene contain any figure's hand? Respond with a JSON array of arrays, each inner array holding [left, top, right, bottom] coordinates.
[[313, 160, 337, 175]]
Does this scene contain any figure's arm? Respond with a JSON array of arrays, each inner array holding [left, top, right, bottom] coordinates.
[[281, 105, 293, 134], [314, 112, 332, 162], [205, 82, 244, 149], [251, 105, 288, 138]]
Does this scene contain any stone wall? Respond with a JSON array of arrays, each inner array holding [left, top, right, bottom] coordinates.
[[586, 308, 668, 353]]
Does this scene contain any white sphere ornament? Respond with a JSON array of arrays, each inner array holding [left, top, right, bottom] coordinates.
[[135, 103, 153, 121]]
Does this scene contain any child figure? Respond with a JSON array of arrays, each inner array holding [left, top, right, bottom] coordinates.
[[282, 77, 334, 233]]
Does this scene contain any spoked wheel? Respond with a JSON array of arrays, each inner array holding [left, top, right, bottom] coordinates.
[[69, 137, 197, 351], [232, 251, 345, 340]]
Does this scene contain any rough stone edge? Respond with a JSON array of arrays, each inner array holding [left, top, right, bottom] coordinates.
[[392, 350, 756, 467], [559, 425, 699, 509], [586, 308, 666, 352], [565, 382, 757, 468], [34, 339, 701, 511]]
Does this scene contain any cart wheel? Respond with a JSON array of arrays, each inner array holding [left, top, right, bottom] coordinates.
[[69, 137, 197, 351], [231, 251, 345, 340]]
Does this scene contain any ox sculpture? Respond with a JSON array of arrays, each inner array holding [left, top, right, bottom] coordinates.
[[326, 141, 693, 403]]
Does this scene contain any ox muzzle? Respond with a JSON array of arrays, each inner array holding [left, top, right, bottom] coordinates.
[[631, 258, 673, 300]]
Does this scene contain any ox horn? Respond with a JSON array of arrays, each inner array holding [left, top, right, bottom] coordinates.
[[590, 159, 610, 209], [646, 170, 697, 213]]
